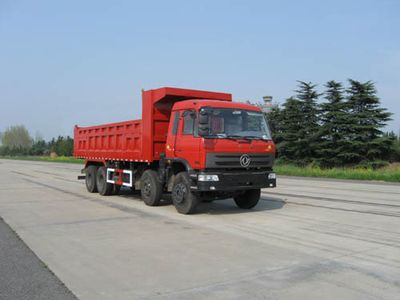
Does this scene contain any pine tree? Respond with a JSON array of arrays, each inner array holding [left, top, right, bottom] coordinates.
[[318, 81, 351, 167], [346, 80, 392, 166], [277, 97, 304, 163], [265, 104, 284, 145], [294, 81, 321, 164], [387, 132, 400, 162]]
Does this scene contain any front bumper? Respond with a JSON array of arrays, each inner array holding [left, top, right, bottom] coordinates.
[[190, 170, 276, 192]]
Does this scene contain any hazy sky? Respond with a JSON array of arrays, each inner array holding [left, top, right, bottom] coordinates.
[[1, 0, 399, 140]]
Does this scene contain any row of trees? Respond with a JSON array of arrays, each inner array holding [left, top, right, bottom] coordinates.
[[0, 126, 73, 156], [265, 80, 398, 168]]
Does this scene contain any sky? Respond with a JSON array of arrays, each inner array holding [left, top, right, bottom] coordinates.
[[1, 0, 399, 140]]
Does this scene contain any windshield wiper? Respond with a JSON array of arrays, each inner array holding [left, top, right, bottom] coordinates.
[[203, 134, 227, 139], [226, 135, 247, 140], [243, 136, 271, 141], [204, 134, 270, 141], [227, 135, 268, 141]]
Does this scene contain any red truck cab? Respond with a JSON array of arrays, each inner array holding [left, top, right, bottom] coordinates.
[[74, 87, 276, 214]]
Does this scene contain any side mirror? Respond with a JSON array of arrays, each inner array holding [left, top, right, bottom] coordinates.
[[198, 110, 209, 136]]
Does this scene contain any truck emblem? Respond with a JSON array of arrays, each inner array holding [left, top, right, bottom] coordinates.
[[240, 154, 251, 167]]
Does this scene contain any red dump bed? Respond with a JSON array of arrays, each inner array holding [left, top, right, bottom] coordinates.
[[74, 87, 232, 163], [74, 119, 143, 162]]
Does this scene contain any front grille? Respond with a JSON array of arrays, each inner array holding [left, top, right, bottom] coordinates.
[[206, 153, 274, 169]]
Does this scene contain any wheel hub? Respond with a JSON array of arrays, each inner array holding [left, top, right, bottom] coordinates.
[[143, 179, 152, 197], [174, 183, 187, 204]]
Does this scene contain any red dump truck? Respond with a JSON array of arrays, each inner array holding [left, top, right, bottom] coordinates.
[[74, 87, 276, 214]]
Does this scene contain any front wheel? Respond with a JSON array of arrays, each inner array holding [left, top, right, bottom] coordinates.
[[172, 172, 199, 214], [234, 189, 261, 209]]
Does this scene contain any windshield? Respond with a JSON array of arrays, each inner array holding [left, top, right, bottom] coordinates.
[[201, 108, 272, 140]]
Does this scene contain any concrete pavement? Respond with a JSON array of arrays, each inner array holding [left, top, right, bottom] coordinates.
[[0, 159, 399, 299]]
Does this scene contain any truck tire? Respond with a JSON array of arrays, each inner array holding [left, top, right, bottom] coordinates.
[[85, 165, 98, 193], [172, 172, 199, 214], [96, 166, 113, 196], [140, 170, 162, 206], [234, 189, 261, 209]]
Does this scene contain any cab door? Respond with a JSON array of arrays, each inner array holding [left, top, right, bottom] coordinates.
[[165, 111, 180, 158], [174, 110, 201, 169]]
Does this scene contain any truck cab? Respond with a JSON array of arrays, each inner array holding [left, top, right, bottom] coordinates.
[[160, 99, 276, 213]]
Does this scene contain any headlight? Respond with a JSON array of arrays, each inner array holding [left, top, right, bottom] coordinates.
[[268, 173, 276, 179], [198, 174, 219, 181]]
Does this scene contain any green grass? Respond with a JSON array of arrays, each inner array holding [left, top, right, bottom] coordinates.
[[0, 155, 83, 164], [274, 163, 400, 182]]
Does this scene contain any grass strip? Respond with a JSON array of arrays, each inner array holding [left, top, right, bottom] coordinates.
[[0, 156, 83, 164], [274, 164, 400, 182]]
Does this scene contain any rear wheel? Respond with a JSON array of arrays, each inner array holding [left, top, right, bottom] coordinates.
[[140, 170, 162, 206], [172, 172, 199, 214], [234, 189, 261, 209], [96, 166, 113, 196], [85, 165, 98, 193]]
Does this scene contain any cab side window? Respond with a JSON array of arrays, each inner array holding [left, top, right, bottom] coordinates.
[[183, 110, 195, 135], [172, 111, 180, 135]]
